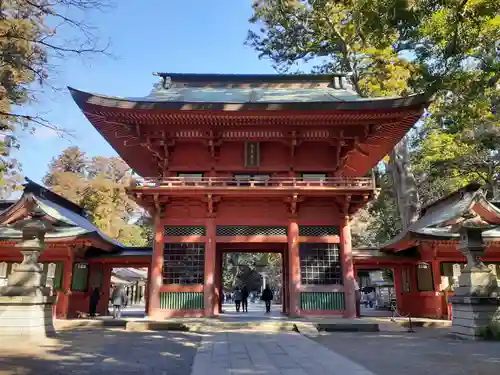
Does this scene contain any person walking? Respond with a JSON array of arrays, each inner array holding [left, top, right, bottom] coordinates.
[[261, 285, 273, 313], [111, 285, 127, 319], [241, 286, 249, 313], [89, 287, 100, 318], [233, 287, 243, 312]]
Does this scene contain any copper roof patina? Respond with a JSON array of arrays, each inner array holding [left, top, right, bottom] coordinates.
[[0, 178, 122, 246], [69, 72, 431, 111], [383, 183, 500, 251]]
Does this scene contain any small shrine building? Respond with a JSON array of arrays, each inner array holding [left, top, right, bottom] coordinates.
[[69, 73, 429, 319], [0, 179, 150, 318], [381, 183, 500, 319]]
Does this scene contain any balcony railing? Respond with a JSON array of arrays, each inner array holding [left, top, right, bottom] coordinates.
[[132, 177, 375, 190]]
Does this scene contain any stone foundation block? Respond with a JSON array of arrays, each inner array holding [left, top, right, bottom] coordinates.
[[0, 295, 56, 339], [450, 296, 500, 340]]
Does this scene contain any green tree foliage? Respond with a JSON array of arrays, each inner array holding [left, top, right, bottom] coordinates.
[[44, 147, 147, 246], [0, 0, 110, 196], [247, 0, 414, 97], [223, 252, 282, 292], [248, 0, 500, 244]]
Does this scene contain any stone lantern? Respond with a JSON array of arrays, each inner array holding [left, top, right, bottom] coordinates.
[[449, 213, 500, 338], [454, 226, 498, 298], [0, 214, 57, 339]]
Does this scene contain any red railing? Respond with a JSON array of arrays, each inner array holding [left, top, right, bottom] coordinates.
[[132, 177, 375, 189]]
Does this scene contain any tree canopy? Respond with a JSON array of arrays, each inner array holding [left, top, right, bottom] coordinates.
[[223, 252, 282, 293], [44, 147, 149, 246], [0, 0, 110, 198], [248, 0, 499, 246]]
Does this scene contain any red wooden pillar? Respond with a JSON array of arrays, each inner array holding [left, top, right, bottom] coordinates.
[[340, 216, 356, 318], [393, 266, 403, 312], [287, 219, 300, 317], [58, 252, 74, 318], [204, 217, 217, 316], [148, 215, 164, 319], [99, 265, 112, 316], [431, 260, 444, 318], [282, 249, 288, 314], [145, 265, 151, 316]]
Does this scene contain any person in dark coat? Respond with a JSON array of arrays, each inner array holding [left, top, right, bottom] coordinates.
[[261, 285, 273, 313], [241, 286, 249, 313], [111, 285, 127, 319], [89, 287, 100, 318], [233, 287, 242, 312]]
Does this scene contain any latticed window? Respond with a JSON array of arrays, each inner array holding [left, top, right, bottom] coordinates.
[[163, 243, 205, 285], [299, 226, 340, 236], [299, 243, 342, 285], [71, 263, 89, 292], [165, 226, 206, 236], [216, 226, 287, 236]]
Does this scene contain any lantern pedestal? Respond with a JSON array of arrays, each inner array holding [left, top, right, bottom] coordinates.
[[0, 218, 56, 340], [450, 228, 500, 339]]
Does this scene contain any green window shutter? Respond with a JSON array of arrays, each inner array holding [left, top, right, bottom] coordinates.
[[53, 263, 63, 290], [71, 263, 89, 292]]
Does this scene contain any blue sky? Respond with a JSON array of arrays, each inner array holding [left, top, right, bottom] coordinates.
[[14, 0, 278, 188]]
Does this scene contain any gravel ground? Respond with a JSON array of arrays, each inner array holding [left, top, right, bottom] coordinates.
[[0, 328, 202, 375], [312, 328, 500, 375]]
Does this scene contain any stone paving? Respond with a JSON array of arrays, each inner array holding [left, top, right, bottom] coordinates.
[[3, 323, 500, 375], [312, 328, 500, 375], [0, 328, 201, 375], [191, 329, 376, 375]]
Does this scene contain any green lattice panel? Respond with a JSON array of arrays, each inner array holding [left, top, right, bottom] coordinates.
[[216, 226, 287, 236], [164, 226, 206, 236], [159, 292, 204, 310], [300, 292, 345, 311], [299, 226, 340, 236]]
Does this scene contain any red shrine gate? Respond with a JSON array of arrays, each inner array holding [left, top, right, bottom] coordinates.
[[70, 73, 428, 319]]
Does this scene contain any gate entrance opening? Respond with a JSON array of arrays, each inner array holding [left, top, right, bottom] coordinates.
[[215, 243, 288, 317]]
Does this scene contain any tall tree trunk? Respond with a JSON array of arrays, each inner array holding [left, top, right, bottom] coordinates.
[[388, 136, 421, 230]]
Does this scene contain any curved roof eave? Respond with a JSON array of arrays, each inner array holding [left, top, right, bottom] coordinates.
[[68, 87, 432, 113]]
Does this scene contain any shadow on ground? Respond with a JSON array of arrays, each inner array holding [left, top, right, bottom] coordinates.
[[0, 328, 205, 375], [312, 328, 500, 375]]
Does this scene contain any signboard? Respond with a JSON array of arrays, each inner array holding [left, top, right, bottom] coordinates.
[[244, 142, 260, 168]]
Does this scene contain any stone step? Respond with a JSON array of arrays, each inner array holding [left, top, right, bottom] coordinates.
[[55, 317, 381, 333]]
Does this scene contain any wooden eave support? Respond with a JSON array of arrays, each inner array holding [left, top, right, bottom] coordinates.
[[207, 131, 222, 159], [143, 134, 175, 177], [152, 193, 169, 218], [203, 193, 221, 217], [343, 195, 352, 215], [285, 193, 304, 216]]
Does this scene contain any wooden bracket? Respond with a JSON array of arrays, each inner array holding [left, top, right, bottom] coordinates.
[[207, 131, 222, 159], [355, 143, 370, 157], [343, 195, 352, 215], [290, 130, 299, 157], [143, 135, 175, 177], [153, 194, 169, 218], [204, 194, 221, 217], [284, 193, 304, 216]]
